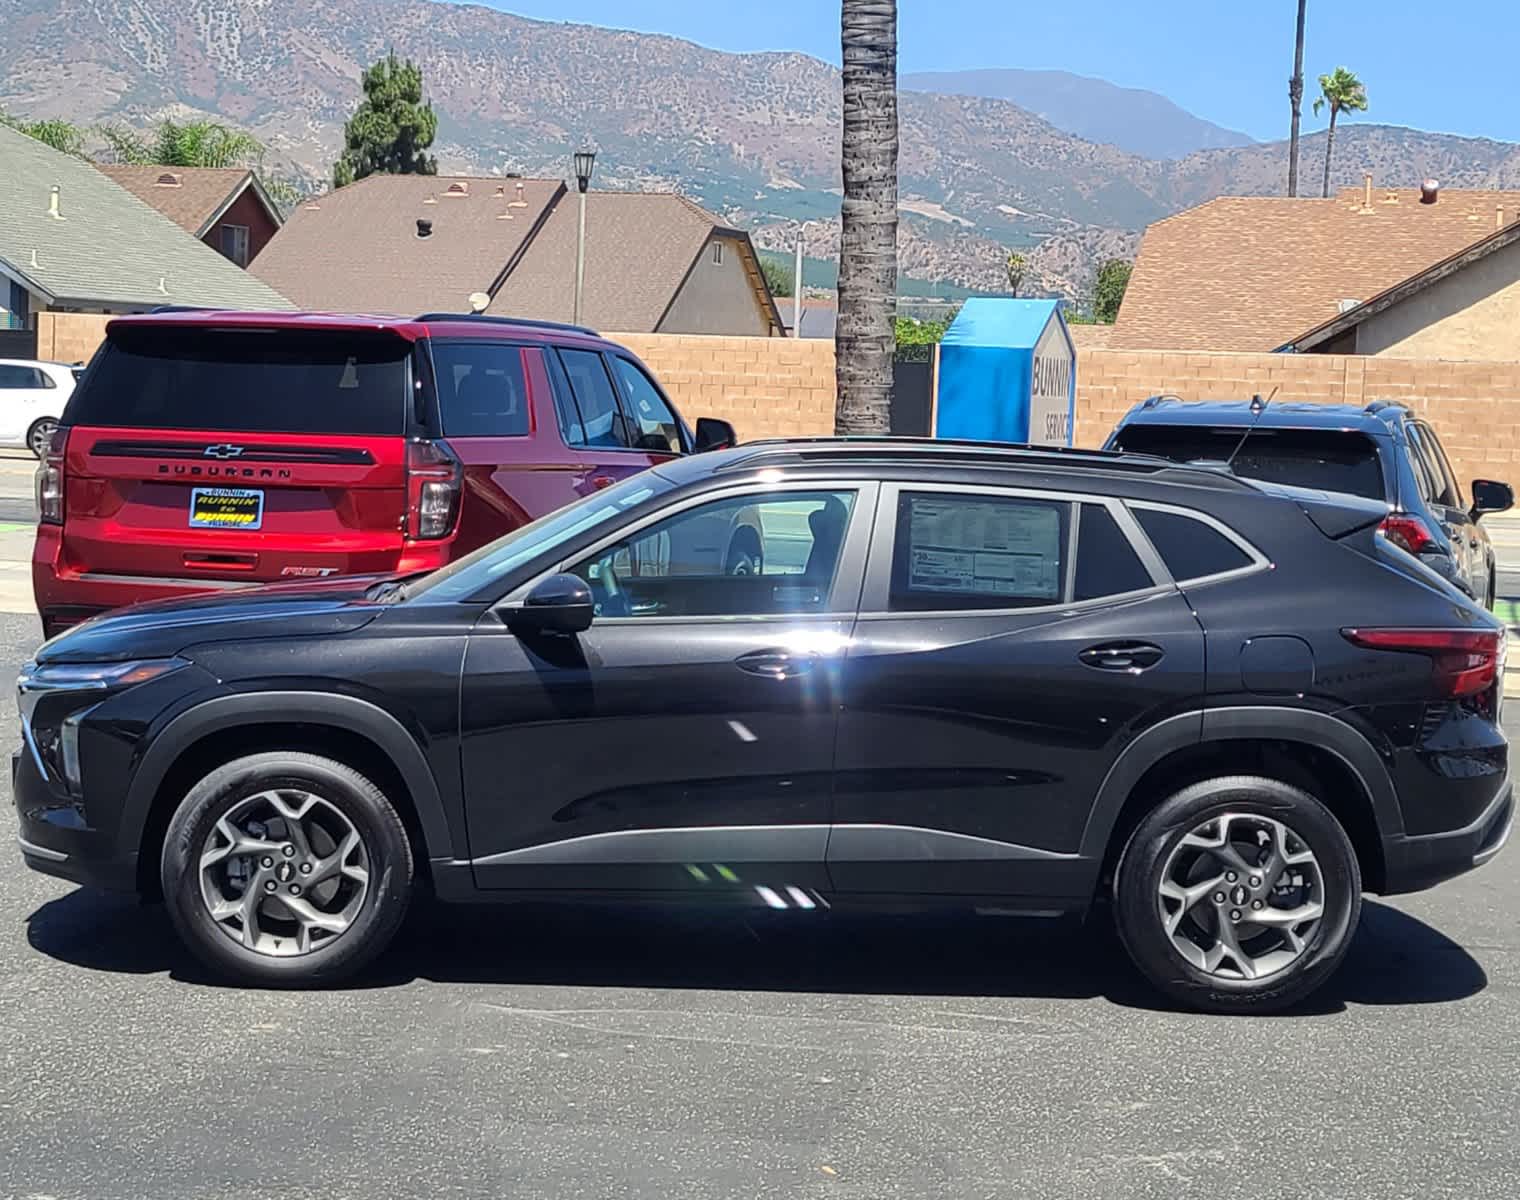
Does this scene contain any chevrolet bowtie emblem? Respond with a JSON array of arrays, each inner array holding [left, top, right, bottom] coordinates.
[[203, 444, 246, 459]]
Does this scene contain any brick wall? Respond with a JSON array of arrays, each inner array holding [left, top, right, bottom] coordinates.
[[36, 313, 112, 364], [611, 332, 836, 442], [1075, 347, 1520, 491]]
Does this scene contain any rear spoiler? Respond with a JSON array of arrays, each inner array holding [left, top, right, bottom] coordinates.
[[1252, 482, 1389, 539]]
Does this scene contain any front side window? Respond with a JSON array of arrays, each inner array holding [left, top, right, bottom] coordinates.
[[431, 342, 531, 437], [1133, 507, 1253, 581], [890, 492, 1069, 612], [609, 357, 682, 454], [568, 490, 857, 619], [556, 349, 629, 449]]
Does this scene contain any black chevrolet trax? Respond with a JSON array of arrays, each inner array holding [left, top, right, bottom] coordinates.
[[15, 439, 1512, 1013]]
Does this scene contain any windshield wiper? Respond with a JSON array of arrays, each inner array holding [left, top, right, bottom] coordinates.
[[365, 578, 409, 604]]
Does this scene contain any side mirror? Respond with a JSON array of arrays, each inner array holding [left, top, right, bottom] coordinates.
[[507, 573, 594, 636], [693, 417, 737, 453], [1471, 479, 1513, 519]]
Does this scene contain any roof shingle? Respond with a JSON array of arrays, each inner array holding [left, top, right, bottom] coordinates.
[[94, 165, 263, 236], [1111, 187, 1520, 351], [0, 125, 292, 310]]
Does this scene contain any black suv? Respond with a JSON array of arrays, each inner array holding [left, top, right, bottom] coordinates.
[[15, 439, 1512, 1012], [1106, 398, 1514, 607]]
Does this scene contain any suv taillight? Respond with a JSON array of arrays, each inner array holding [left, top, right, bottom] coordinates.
[[36, 425, 67, 525], [1380, 513, 1436, 555], [1342, 627, 1504, 699], [405, 438, 461, 540]]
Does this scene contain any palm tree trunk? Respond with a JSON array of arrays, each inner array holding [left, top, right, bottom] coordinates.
[[1287, 0, 1306, 196], [835, 0, 898, 436], [1321, 108, 1337, 198]]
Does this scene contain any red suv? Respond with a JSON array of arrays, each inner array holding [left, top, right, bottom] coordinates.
[[34, 310, 735, 638]]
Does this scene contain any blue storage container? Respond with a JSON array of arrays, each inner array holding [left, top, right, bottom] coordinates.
[[935, 298, 1077, 446]]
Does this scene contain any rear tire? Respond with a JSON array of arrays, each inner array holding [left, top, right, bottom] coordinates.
[[27, 417, 57, 460], [724, 530, 763, 576], [160, 752, 413, 986], [1113, 776, 1361, 1014]]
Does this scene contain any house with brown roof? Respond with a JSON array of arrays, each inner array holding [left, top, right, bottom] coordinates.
[[96, 166, 283, 268], [1111, 182, 1520, 358], [252, 175, 783, 336]]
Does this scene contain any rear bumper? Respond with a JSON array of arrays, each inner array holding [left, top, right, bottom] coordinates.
[[1380, 778, 1513, 894]]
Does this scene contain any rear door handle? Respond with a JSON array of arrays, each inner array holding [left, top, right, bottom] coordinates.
[[1079, 641, 1165, 672], [735, 649, 819, 679]]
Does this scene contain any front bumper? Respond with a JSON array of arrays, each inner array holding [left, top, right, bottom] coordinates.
[[1381, 778, 1513, 894], [12, 748, 139, 892]]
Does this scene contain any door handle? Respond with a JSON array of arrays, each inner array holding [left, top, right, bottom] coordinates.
[[735, 649, 819, 679], [1079, 641, 1165, 672]]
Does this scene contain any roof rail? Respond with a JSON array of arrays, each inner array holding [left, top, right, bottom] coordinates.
[[712, 437, 1253, 487], [412, 313, 600, 337], [1140, 393, 1185, 409], [147, 304, 222, 314], [1363, 399, 1404, 415]]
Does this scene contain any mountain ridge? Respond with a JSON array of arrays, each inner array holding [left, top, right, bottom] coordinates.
[[3, 0, 1517, 302]]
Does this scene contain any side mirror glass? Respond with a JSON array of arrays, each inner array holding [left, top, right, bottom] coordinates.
[[1471, 479, 1513, 519], [693, 417, 736, 453], [507, 573, 594, 636]]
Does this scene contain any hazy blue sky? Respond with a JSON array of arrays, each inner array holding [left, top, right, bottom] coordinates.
[[467, 1, 1516, 145]]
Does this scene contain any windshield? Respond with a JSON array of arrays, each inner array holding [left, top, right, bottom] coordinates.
[[406, 471, 674, 603], [1114, 424, 1387, 500]]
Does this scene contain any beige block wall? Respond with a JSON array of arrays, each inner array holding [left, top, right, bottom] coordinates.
[[611, 332, 836, 443], [1075, 347, 1520, 492], [36, 313, 113, 364]]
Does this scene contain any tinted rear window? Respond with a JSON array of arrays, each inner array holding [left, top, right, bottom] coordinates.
[[1115, 424, 1385, 500], [64, 329, 412, 435], [431, 342, 530, 437], [1134, 507, 1253, 580]]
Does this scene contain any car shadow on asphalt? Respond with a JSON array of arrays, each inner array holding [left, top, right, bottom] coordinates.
[[25, 887, 1487, 1015]]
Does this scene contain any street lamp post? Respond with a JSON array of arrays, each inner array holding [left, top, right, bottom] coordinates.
[[572, 149, 596, 326], [793, 220, 816, 338]]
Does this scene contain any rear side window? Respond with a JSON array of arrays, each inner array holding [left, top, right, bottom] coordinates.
[[1133, 507, 1253, 581], [1074, 504, 1154, 600], [64, 329, 411, 435], [890, 492, 1068, 611], [430, 342, 530, 437], [1407, 422, 1461, 508], [1115, 424, 1386, 500], [556, 349, 629, 449]]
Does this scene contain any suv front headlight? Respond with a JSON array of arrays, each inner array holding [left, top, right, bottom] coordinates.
[[17, 658, 187, 792]]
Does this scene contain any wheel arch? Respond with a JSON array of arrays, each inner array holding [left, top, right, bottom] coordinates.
[[1081, 707, 1398, 895], [125, 691, 456, 895]]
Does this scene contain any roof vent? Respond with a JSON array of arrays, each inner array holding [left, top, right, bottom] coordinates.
[[1338, 298, 1361, 314], [157, 276, 169, 295], [422, 194, 437, 205], [494, 185, 506, 197], [47, 185, 63, 221], [416, 218, 433, 239], [445, 181, 468, 197], [155, 172, 182, 187], [510, 181, 528, 208], [1420, 180, 1440, 205]]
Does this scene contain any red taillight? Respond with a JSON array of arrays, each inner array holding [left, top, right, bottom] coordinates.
[[36, 426, 67, 525], [1379, 513, 1436, 555], [405, 439, 461, 540], [1342, 627, 1504, 698]]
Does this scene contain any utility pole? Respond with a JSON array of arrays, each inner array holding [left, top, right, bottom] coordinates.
[[792, 220, 815, 337]]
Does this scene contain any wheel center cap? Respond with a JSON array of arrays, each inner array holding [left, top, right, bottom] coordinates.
[[1230, 884, 1249, 906], [276, 861, 296, 883]]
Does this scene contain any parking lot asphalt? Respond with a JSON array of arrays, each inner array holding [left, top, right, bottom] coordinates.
[[0, 592, 1517, 1197]]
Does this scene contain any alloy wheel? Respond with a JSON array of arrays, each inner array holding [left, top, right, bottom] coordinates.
[[199, 788, 370, 956], [29, 419, 57, 459], [1157, 812, 1324, 981]]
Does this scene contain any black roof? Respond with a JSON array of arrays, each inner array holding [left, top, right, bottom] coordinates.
[[1117, 397, 1408, 432]]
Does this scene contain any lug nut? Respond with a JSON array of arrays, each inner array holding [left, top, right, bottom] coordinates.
[[1226, 872, 1238, 882], [1213, 892, 1226, 904], [282, 845, 296, 858], [289, 884, 302, 896], [1230, 909, 1242, 921], [1249, 875, 1261, 887], [299, 862, 312, 875], [264, 880, 277, 892], [1251, 900, 1264, 910], [261, 856, 274, 868]]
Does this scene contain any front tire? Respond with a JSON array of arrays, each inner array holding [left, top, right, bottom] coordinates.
[[1113, 776, 1361, 1014], [160, 752, 414, 986]]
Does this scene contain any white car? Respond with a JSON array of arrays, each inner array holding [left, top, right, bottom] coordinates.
[[0, 358, 76, 457]]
